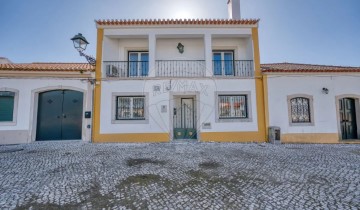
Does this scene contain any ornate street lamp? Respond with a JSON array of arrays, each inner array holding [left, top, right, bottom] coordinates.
[[71, 33, 96, 66]]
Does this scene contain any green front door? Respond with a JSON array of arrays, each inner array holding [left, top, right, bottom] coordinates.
[[173, 98, 197, 139], [36, 90, 83, 141], [339, 98, 358, 140]]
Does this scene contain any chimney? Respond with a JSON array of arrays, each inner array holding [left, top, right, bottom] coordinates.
[[227, 0, 241, 19], [0, 57, 12, 64]]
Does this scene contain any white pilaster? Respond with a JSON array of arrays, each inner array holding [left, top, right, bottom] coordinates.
[[148, 33, 156, 77], [204, 33, 213, 77]]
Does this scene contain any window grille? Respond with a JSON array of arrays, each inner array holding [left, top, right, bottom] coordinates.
[[290, 97, 311, 123], [218, 95, 247, 119], [116, 96, 145, 120]]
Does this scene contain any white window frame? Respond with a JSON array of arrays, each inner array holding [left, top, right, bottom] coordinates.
[[212, 50, 234, 76], [287, 94, 315, 126], [0, 88, 19, 126], [215, 91, 252, 123], [111, 92, 149, 124], [128, 51, 149, 77]]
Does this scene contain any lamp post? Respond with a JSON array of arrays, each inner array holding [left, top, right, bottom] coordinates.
[[71, 33, 96, 66]]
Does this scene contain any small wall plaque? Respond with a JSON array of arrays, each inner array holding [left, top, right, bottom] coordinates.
[[153, 85, 161, 92], [202, 122, 211, 129], [161, 105, 167, 113]]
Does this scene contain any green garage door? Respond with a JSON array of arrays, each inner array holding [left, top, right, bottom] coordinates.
[[36, 90, 83, 141]]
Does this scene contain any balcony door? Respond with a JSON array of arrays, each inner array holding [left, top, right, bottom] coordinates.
[[213, 51, 234, 76], [128, 51, 149, 77]]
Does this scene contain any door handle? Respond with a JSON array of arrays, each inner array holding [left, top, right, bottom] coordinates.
[[63, 114, 67, 119], [57, 116, 60, 119]]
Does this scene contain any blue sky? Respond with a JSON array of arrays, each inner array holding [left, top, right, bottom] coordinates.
[[0, 0, 359, 66]]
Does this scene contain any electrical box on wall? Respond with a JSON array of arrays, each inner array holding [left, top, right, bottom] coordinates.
[[84, 111, 91, 118]]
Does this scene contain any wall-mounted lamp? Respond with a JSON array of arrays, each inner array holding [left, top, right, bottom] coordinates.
[[177, 42, 184, 54], [322, 87, 329, 94]]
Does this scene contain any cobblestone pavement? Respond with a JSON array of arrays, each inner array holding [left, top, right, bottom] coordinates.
[[0, 142, 359, 209]]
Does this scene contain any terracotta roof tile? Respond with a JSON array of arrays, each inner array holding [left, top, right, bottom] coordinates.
[[261, 63, 360, 73], [0, 63, 95, 72], [96, 18, 259, 26]]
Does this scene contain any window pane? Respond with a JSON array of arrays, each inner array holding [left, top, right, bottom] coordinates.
[[129, 53, 138, 76], [133, 97, 145, 119], [224, 52, 234, 75], [233, 96, 247, 118], [291, 97, 311, 123], [213, 53, 222, 75], [0, 93, 15, 122], [117, 97, 131, 119], [140, 53, 149, 76], [219, 96, 231, 118]]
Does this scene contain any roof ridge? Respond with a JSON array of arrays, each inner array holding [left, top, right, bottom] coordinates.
[[261, 62, 360, 68], [96, 18, 259, 21], [95, 18, 260, 26], [31, 62, 90, 64]]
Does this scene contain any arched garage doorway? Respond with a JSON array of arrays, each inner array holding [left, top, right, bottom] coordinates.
[[36, 90, 83, 141]]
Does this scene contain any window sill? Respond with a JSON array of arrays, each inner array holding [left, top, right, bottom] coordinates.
[[0, 121, 17, 126], [289, 122, 314, 126], [111, 119, 149, 124], [216, 118, 252, 123]]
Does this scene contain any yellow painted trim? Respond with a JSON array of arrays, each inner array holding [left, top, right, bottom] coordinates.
[[91, 29, 169, 143], [251, 27, 267, 142], [281, 133, 339, 144], [93, 133, 169, 143], [93, 29, 104, 143], [263, 75, 269, 140], [201, 132, 266, 142]]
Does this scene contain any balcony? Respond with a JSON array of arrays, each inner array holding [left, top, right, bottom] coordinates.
[[213, 60, 254, 77], [155, 60, 206, 77], [104, 61, 149, 78], [104, 60, 254, 78]]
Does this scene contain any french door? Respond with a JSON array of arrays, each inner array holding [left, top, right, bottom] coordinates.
[[339, 98, 358, 139]]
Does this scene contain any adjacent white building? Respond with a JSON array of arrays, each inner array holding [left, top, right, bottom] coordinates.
[[0, 63, 94, 144], [263, 63, 360, 143]]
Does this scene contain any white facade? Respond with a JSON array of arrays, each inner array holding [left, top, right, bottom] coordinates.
[[99, 79, 258, 136], [96, 21, 261, 142], [0, 76, 93, 144], [267, 73, 360, 143]]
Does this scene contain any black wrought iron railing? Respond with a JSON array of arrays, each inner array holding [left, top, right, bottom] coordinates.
[[104, 61, 149, 78], [212, 60, 254, 77], [104, 60, 253, 78], [156, 60, 206, 77]]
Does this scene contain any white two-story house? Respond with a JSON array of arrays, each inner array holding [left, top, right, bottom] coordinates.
[[92, 0, 267, 143]]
